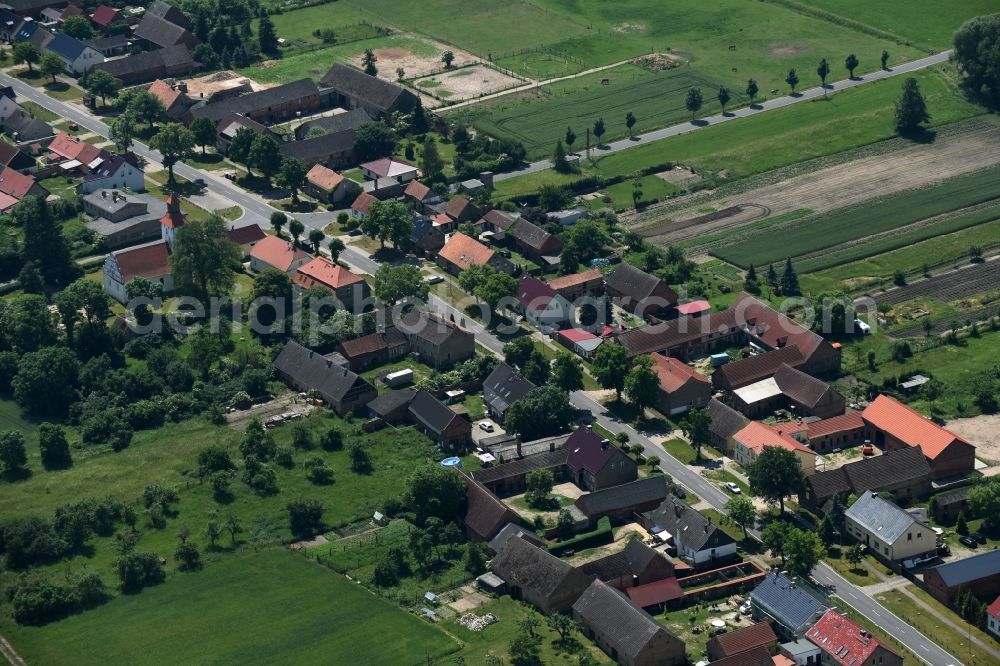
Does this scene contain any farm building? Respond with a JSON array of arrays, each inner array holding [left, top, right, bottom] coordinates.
[[399, 309, 474, 369], [319, 63, 418, 118], [648, 352, 711, 416], [565, 426, 638, 491], [271, 341, 376, 415], [604, 263, 677, 316], [706, 622, 778, 662], [706, 398, 750, 455], [406, 389, 471, 450], [338, 326, 408, 372], [730, 363, 845, 419], [578, 539, 675, 592], [469, 448, 569, 496], [575, 476, 669, 525], [83, 191, 167, 249], [556, 327, 605, 360], [505, 218, 564, 264], [922, 550, 1000, 605], [804, 410, 866, 453], [489, 533, 590, 613], [190, 79, 331, 125], [800, 445, 931, 512], [548, 267, 604, 300], [712, 346, 806, 391], [91, 44, 196, 85]]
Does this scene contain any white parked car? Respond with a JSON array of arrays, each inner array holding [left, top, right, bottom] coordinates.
[[425, 275, 444, 285], [739, 600, 752, 615], [478, 421, 495, 432], [724, 482, 741, 494]]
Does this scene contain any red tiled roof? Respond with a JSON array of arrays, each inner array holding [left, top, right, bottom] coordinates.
[[159, 193, 187, 229], [360, 157, 415, 178], [351, 191, 378, 216], [710, 622, 778, 658], [49, 132, 103, 165], [438, 232, 494, 271], [807, 410, 864, 439], [565, 427, 622, 474], [445, 196, 471, 220], [227, 224, 266, 246], [250, 235, 310, 272], [404, 179, 431, 200], [148, 79, 183, 110], [735, 421, 815, 456], [306, 164, 344, 192], [732, 292, 827, 361], [988, 595, 1000, 622], [806, 608, 896, 666], [650, 352, 709, 394], [293, 257, 364, 291], [547, 268, 602, 292], [480, 209, 513, 230], [114, 241, 170, 282], [675, 300, 711, 315], [625, 577, 683, 607], [90, 5, 121, 27], [0, 192, 21, 212], [516, 275, 557, 313], [558, 328, 598, 343], [0, 167, 36, 199], [862, 395, 970, 460]]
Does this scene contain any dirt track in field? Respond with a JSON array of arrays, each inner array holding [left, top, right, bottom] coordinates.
[[634, 120, 1000, 247]]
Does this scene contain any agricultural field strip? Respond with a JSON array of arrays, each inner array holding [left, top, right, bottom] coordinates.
[[712, 164, 1000, 267], [632, 119, 1000, 243], [889, 302, 1000, 338], [870, 259, 1000, 305]]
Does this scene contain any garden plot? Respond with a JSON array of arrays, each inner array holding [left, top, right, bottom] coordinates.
[[412, 65, 525, 101], [874, 260, 1000, 306]]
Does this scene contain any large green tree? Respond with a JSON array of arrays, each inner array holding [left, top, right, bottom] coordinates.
[[373, 264, 428, 305], [1, 294, 57, 353], [458, 263, 517, 315], [38, 423, 72, 470], [12, 43, 39, 72], [109, 111, 136, 151], [353, 122, 396, 162], [257, 12, 279, 55], [591, 343, 629, 400], [894, 77, 930, 135], [505, 385, 575, 441], [251, 268, 293, 327], [785, 528, 823, 578], [62, 15, 94, 40], [748, 446, 804, 513], [725, 496, 756, 539], [0, 430, 27, 473], [277, 158, 308, 204], [361, 200, 413, 250], [404, 465, 467, 526], [189, 116, 217, 155], [149, 123, 195, 185], [551, 352, 584, 392], [624, 354, 659, 411], [685, 87, 703, 120], [15, 197, 75, 287], [249, 134, 282, 181], [953, 15, 1000, 105], [12, 346, 80, 417], [39, 52, 64, 84], [126, 91, 166, 128], [85, 69, 117, 106], [170, 215, 241, 301], [680, 408, 711, 459], [226, 127, 256, 171]]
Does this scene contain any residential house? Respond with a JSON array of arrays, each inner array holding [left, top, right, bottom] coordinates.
[[556, 327, 605, 360], [548, 268, 604, 300], [778, 639, 823, 666], [0, 9, 23, 41], [706, 622, 779, 662], [338, 326, 408, 371], [360, 157, 418, 184], [147, 79, 197, 122], [78, 153, 142, 194], [579, 539, 675, 591], [249, 235, 311, 274], [303, 164, 359, 204], [134, 13, 198, 50], [292, 257, 370, 314], [573, 579, 686, 666], [399, 309, 475, 369], [350, 191, 379, 219], [407, 215, 445, 256], [862, 395, 976, 480], [319, 63, 418, 118], [649, 352, 711, 417], [293, 108, 372, 141], [89, 5, 120, 30], [805, 410, 866, 454], [641, 495, 738, 568], [461, 473, 523, 542], [712, 346, 806, 391], [987, 596, 1000, 641], [83, 190, 167, 248], [731, 363, 845, 419], [48, 131, 103, 170], [0, 93, 21, 121], [0, 141, 35, 171], [272, 340, 377, 415], [604, 263, 677, 316], [44, 32, 103, 74], [216, 113, 276, 153], [574, 476, 669, 525], [91, 44, 195, 85], [481, 209, 514, 233], [1, 105, 53, 141], [483, 362, 536, 424], [14, 20, 51, 52], [190, 79, 328, 125], [922, 549, 1000, 605], [801, 446, 931, 513], [444, 195, 480, 224], [0, 166, 46, 211], [506, 218, 564, 264], [102, 239, 172, 303], [844, 491, 935, 564], [436, 232, 513, 276], [707, 398, 750, 455], [226, 224, 265, 259], [733, 421, 818, 476], [490, 536, 591, 613], [749, 572, 830, 640], [404, 179, 438, 212], [407, 389, 471, 450], [515, 274, 571, 329], [805, 609, 903, 666], [565, 426, 638, 491]]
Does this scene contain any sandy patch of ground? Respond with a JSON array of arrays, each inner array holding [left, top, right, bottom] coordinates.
[[942, 414, 1000, 464], [374, 42, 477, 80], [656, 166, 703, 186], [413, 64, 524, 101], [181, 70, 271, 97], [769, 44, 808, 56], [449, 590, 490, 613], [225, 393, 315, 430], [635, 121, 1000, 246], [615, 23, 645, 33], [291, 534, 329, 549]]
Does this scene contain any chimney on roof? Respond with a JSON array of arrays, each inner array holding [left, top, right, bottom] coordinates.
[[112, 190, 118, 202], [101, 190, 107, 198], [177, 82, 187, 94], [777, 336, 787, 348], [601, 439, 610, 451], [674, 504, 682, 517]]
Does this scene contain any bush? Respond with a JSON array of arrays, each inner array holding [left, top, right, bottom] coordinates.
[[174, 542, 202, 571], [116, 552, 165, 592], [8, 571, 107, 625], [548, 517, 612, 555], [304, 456, 334, 485]]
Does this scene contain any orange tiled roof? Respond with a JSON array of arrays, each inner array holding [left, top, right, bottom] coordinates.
[[305, 164, 344, 192], [49, 131, 102, 164], [148, 79, 183, 110], [806, 410, 864, 439], [293, 257, 364, 291], [351, 191, 378, 216], [547, 268, 602, 292], [806, 608, 897, 666], [438, 232, 494, 271], [650, 352, 709, 394], [404, 179, 431, 200], [250, 235, 310, 272], [735, 420, 815, 456], [862, 394, 970, 460]]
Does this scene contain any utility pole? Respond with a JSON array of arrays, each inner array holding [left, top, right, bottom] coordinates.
[[585, 127, 590, 159]]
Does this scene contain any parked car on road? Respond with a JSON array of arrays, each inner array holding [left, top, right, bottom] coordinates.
[[959, 535, 978, 548], [724, 482, 741, 494]]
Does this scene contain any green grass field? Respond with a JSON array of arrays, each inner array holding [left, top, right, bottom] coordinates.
[[586, 174, 681, 211], [800, 216, 1000, 294], [0, 398, 40, 436], [0, 549, 458, 666], [796, 0, 993, 50], [713, 164, 1000, 268], [461, 64, 736, 160], [494, 66, 984, 198]]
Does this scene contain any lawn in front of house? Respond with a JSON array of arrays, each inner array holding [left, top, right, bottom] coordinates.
[[874, 587, 992, 665]]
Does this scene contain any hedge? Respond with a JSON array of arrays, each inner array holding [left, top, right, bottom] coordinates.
[[548, 516, 612, 556]]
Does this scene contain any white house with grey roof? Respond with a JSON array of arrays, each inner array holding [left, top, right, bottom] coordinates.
[[844, 491, 935, 563]]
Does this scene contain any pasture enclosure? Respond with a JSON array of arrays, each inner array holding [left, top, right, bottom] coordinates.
[[711, 165, 1000, 267], [412, 64, 526, 102], [0, 550, 457, 666]]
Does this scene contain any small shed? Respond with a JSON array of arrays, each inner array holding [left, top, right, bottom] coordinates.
[[373, 511, 388, 526], [424, 591, 439, 606], [476, 572, 506, 594]]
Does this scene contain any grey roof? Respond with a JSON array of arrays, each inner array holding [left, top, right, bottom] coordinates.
[[488, 522, 547, 554], [470, 448, 568, 485], [320, 63, 417, 114], [707, 398, 749, 440], [572, 579, 680, 661], [86, 34, 131, 52], [294, 108, 372, 140], [928, 549, 1000, 587], [845, 491, 924, 544], [576, 476, 669, 517], [47, 33, 91, 61], [146, 0, 189, 27], [605, 263, 666, 301], [579, 539, 666, 581], [781, 639, 821, 657], [932, 486, 973, 508], [134, 13, 195, 49], [407, 389, 460, 435], [400, 308, 471, 347], [773, 364, 836, 409], [2, 107, 53, 140], [643, 495, 736, 552], [191, 79, 320, 123], [463, 474, 519, 541], [84, 153, 138, 181], [93, 44, 193, 79], [483, 363, 535, 417], [808, 446, 931, 503], [508, 218, 559, 252], [272, 340, 373, 404], [490, 526, 587, 597], [367, 388, 415, 418], [749, 572, 830, 634], [279, 130, 354, 162]]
